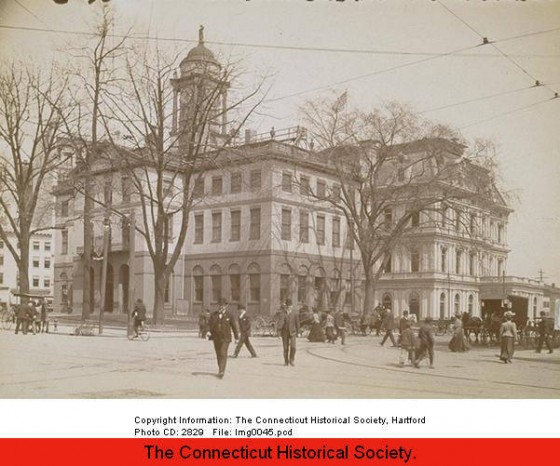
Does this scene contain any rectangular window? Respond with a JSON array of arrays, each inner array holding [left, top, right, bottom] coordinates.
[[281, 208, 291, 241], [211, 275, 221, 303], [332, 217, 341, 247], [44, 242, 51, 252], [250, 169, 261, 191], [0, 256, 3, 266], [300, 176, 310, 195], [332, 185, 341, 203], [316, 215, 325, 245], [61, 230, 68, 255], [383, 207, 393, 227], [411, 251, 420, 272], [212, 176, 223, 196], [212, 212, 222, 243], [231, 172, 242, 193], [0, 273, 3, 285], [104, 180, 113, 205], [316, 180, 326, 199], [249, 274, 260, 302], [44, 258, 51, 269], [250, 208, 261, 240], [383, 254, 392, 274], [346, 221, 354, 250], [297, 275, 307, 304], [121, 176, 131, 203], [456, 250, 462, 275], [163, 177, 175, 198], [441, 248, 448, 273], [230, 210, 241, 241], [411, 211, 420, 227], [0, 241, 3, 249], [33, 241, 40, 251], [194, 214, 204, 244], [282, 172, 292, 192], [61, 200, 69, 217], [230, 274, 241, 302], [44, 278, 51, 288], [166, 214, 174, 241], [193, 177, 204, 198], [469, 253, 476, 276], [194, 276, 204, 302], [33, 276, 40, 288], [280, 274, 290, 304], [299, 211, 309, 243], [33, 257, 40, 268], [344, 280, 352, 306]]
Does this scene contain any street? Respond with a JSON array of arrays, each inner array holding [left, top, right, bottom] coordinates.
[[1, 327, 558, 398]]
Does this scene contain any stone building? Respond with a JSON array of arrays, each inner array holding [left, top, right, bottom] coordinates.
[[51, 30, 550, 322]]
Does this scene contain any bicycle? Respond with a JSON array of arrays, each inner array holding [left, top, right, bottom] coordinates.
[[1, 306, 16, 330], [73, 320, 98, 336], [128, 322, 150, 341]]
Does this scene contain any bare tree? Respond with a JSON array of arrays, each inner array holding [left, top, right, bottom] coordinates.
[[0, 61, 69, 298], [57, 6, 128, 320], [302, 96, 501, 316], [98, 43, 266, 324]]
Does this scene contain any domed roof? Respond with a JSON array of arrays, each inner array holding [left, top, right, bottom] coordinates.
[[180, 26, 219, 67]]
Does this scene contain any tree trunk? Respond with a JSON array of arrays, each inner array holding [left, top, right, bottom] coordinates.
[[152, 265, 167, 325], [18, 234, 30, 301], [362, 267, 376, 316]]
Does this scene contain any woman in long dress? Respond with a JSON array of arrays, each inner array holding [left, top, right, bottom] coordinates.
[[448, 315, 468, 352], [307, 309, 325, 342], [499, 312, 517, 363]]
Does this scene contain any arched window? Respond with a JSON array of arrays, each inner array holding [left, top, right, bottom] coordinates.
[[193, 266, 204, 303], [468, 294, 474, 314], [454, 293, 461, 314], [439, 293, 446, 320], [247, 263, 261, 303], [409, 292, 420, 318], [228, 264, 241, 303], [210, 265, 222, 303]]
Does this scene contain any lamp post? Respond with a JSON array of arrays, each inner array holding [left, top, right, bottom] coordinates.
[[98, 217, 111, 335]]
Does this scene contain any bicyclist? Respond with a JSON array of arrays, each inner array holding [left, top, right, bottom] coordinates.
[[132, 298, 146, 338]]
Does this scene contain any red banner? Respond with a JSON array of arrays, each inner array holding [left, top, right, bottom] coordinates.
[[1, 439, 558, 465]]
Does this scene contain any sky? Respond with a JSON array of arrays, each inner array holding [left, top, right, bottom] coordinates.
[[1, 0, 559, 284]]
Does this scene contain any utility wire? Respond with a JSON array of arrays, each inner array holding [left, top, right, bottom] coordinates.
[[460, 97, 557, 130], [13, 0, 49, 27], [436, 0, 558, 98], [0, 23, 559, 58], [420, 85, 534, 114], [266, 44, 482, 103]]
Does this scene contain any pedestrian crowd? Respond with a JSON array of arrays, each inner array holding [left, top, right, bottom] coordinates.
[[14, 299, 49, 335]]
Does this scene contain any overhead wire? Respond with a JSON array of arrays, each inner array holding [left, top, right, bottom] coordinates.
[[0, 23, 559, 58]]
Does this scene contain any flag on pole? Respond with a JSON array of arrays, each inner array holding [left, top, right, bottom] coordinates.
[[333, 90, 348, 111]]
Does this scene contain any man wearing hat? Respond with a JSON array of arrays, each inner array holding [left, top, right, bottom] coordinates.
[[277, 299, 300, 366], [536, 311, 554, 354], [232, 304, 257, 358], [207, 299, 239, 378]]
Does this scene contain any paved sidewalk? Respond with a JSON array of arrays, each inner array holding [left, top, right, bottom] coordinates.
[[0, 329, 558, 398]]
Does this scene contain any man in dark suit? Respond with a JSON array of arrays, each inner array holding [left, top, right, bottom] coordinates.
[[536, 311, 554, 354], [15, 303, 29, 335], [277, 299, 300, 366], [232, 304, 257, 358], [207, 299, 239, 378]]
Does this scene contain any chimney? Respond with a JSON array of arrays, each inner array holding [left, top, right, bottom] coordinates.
[[245, 129, 255, 144]]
